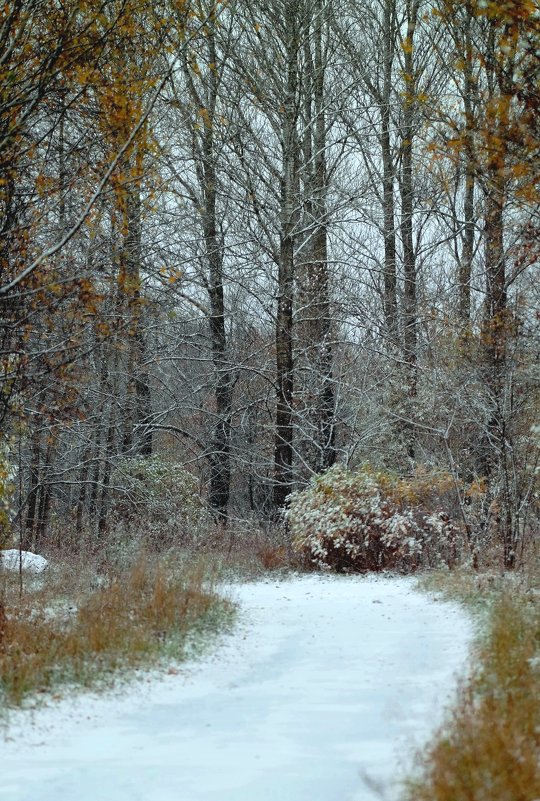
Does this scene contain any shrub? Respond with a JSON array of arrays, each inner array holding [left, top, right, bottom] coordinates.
[[256, 544, 289, 571], [109, 456, 207, 549], [286, 465, 461, 573]]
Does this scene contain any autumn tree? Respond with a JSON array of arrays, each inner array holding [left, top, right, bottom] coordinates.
[[428, 0, 540, 565]]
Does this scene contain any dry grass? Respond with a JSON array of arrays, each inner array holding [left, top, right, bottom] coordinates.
[[0, 522, 301, 710], [255, 544, 290, 571], [188, 522, 304, 580], [0, 521, 302, 710], [405, 578, 540, 801], [0, 553, 233, 708]]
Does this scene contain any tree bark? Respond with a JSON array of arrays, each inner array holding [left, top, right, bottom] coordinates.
[[296, 0, 336, 475], [459, 2, 476, 327], [121, 170, 153, 457], [399, 0, 420, 460], [381, 0, 398, 344], [24, 425, 41, 550], [274, 2, 300, 509], [35, 435, 55, 548]]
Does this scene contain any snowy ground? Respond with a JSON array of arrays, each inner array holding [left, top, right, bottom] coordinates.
[[0, 574, 472, 801]]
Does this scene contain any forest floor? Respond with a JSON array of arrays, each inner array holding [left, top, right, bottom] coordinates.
[[0, 574, 472, 801]]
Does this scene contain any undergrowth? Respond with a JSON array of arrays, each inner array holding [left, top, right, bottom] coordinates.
[[0, 553, 234, 709], [405, 568, 540, 801], [184, 523, 304, 581]]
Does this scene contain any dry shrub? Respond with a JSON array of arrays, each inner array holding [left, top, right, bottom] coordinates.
[[405, 594, 540, 801], [0, 554, 231, 707], [256, 544, 289, 571], [190, 521, 302, 579]]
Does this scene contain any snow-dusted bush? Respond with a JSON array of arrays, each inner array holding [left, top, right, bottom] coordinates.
[[109, 456, 207, 547], [286, 465, 460, 572]]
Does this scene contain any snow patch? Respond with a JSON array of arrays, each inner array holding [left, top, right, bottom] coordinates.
[[0, 549, 49, 573]]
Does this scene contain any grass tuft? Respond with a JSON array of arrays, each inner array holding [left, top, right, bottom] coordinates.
[[0, 553, 233, 709]]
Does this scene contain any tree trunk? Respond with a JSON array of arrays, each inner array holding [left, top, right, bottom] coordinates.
[[381, 0, 398, 344], [399, 0, 419, 460], [274, 232, 295, 509], [75, 448, 90, 538], [35, 436, 55, 548], [274, 3, 300, 509], [480, 183, 507, 480], [296, 0, 336, 475], [459, 3, 476, 327], [98, 407, 116, 537], [460, 162, 475, 325], [24, 426, 41, 550], [121, 169, 153, 457], [203, 29, 233, 523]]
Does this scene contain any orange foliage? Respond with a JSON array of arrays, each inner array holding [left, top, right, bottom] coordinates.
[[437, 0, 540, 200]]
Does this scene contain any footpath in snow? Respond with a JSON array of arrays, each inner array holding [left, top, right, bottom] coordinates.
[[0, 575, 472, 801]]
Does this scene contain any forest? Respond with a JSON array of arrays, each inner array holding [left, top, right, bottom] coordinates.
[[0, 0, 539, 565], [0, 2, 539, 798]]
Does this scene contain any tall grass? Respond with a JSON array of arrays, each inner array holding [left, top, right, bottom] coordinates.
[[405, 588, 540, 801], [0, 553, 233, 708]]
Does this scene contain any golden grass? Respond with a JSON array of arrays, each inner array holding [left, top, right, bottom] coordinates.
[[255, 544, 290, 571], [189, 523, 304, 579], [404, 588, 540, 801], [0, 554, 232, 708]]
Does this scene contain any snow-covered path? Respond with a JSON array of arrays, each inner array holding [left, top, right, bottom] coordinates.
[[0, 575, 471, 801]]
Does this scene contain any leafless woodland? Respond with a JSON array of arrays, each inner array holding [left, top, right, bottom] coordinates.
[[0, 0, 538, 569]]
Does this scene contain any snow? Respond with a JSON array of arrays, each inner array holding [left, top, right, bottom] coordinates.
[[0, 574, 472, 801], [0, 549, 48, 573]]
